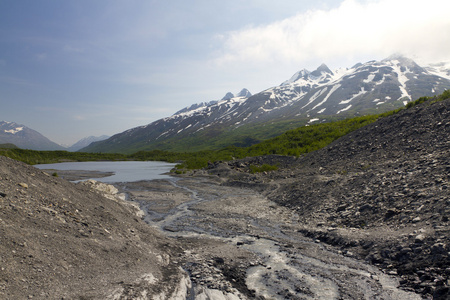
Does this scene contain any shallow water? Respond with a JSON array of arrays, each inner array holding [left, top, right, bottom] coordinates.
[[35, 161, 176, 183]]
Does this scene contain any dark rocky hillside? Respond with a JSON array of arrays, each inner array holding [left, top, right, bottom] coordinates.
[[208, 98, 450, 298]]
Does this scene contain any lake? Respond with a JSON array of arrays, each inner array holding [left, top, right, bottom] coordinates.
[[35, 161, 177, 183]]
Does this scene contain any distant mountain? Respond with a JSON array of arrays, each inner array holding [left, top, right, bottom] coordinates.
[[236, 88, 252, 98], [81, 55, 450, 154], [68, 135, 110, 152], [0, 121, 65, 151]]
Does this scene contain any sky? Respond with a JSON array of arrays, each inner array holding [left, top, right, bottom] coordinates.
[[1, 0, 450, 146]]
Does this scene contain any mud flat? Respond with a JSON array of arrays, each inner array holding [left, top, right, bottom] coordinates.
[[40, 169, 114, 181], [116, 175, 422, 299]]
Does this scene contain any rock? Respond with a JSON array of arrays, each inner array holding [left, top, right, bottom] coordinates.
[[430, 243, 446, 255], [214, 257, 225, 264], [415, 234, 426, 243]]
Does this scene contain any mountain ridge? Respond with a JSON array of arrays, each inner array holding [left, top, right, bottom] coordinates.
[[81, 55, 450, 154]]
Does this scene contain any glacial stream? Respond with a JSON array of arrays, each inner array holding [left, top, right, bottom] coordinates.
[[119, 176, 421, 300]]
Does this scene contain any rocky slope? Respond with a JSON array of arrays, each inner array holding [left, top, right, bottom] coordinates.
[[0, 156, 189, 299], [206, 97, 450, 298]]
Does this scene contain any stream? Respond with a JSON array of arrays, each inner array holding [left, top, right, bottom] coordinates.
[[117, 176, 422, 300]]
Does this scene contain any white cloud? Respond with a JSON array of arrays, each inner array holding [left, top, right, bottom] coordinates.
[[213, 0, 450, 68]]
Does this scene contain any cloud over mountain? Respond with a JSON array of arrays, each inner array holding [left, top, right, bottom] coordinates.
[[213, 0, 450, 68]]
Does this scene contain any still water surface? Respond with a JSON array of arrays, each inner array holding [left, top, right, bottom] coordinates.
[[35, 161, 176, 183]]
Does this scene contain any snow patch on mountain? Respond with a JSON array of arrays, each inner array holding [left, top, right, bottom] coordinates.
[[337, 104, 352, 114], [301, 88, 327, 109], [311, 84, 341, 110], [4, 127, 24, 134], [340, 87, 367, 105], [388, 60, 412, 101]]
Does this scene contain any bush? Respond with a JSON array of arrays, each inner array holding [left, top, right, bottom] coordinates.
[[249, 164, 279, 173]]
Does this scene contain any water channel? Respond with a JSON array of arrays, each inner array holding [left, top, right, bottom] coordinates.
[[117, 176, 422, 299]]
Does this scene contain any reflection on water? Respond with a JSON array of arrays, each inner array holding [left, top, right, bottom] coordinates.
[[35, 161, 176, 183]]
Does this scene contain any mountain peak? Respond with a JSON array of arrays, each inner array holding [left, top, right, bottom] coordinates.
[[383, 54, 418, 67], [174, 101, 218, 115], [236, 88, 252, 98], [282, 69, 310, 85], [310, 63, 333, 77], [222, 92, 235, 101], [0, 121, 25, 135]]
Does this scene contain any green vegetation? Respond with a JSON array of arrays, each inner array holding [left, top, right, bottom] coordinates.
[[0, 143, 19, 149], [405, 89, 450, 109], [1, 91, 448, 171], [0, 148, 127, 165], [249, 164, 279, 173]]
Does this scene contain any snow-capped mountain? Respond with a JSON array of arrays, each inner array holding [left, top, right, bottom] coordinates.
[[81, 55, 450, 153], [68, 135, 110, 152], [0, 121, 65, 150], [424, 61, 450, 80]]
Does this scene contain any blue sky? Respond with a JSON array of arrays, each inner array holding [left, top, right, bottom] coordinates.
[[1, 0, 449, 146]]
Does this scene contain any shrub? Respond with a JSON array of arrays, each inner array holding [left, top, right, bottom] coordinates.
[[249, 164, 279, 173]]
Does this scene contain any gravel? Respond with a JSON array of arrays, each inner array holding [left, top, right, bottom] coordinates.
[[205, 98, 450, 299]]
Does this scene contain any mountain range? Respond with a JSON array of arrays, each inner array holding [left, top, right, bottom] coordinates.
[[81, 55, 450, 154], [0, 121, 66, 151], [0, 121, 109, 152]]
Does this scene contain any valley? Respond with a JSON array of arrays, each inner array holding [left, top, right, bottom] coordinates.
[[0, 89, 448, 299]]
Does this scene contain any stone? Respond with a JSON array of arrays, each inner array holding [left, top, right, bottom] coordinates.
[[18, 183, 28, 189], [415, 234, 426, 243], [412, 217, 421, 223]]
